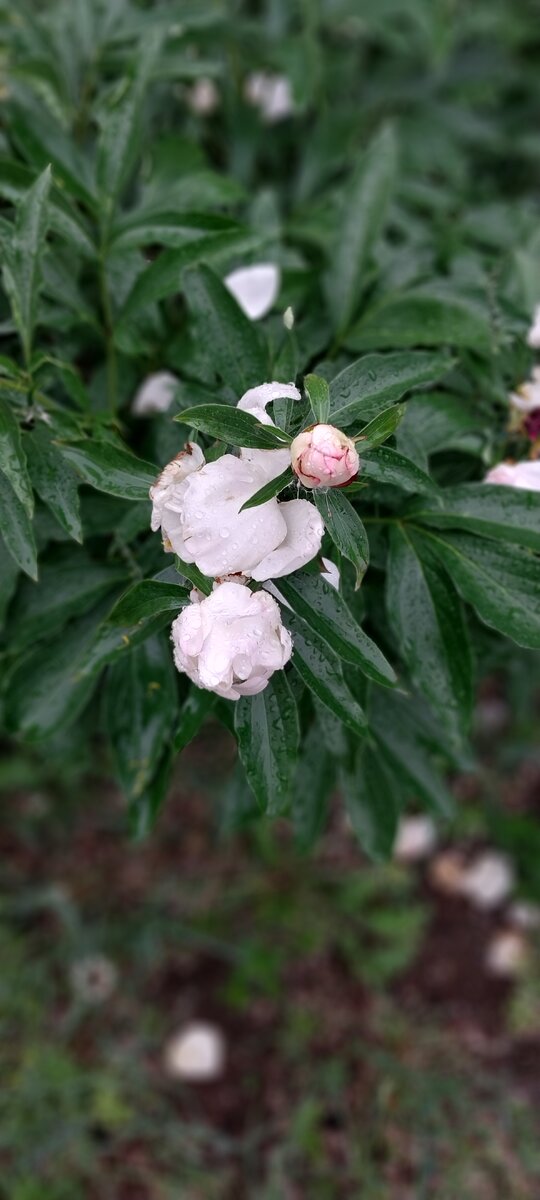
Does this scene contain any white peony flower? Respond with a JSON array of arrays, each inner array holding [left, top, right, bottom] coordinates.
[[244, 72, 294, 123], [484, 460, 540, 490], [132, 371, 178, 416], [187, 77, 219, 115], [527, 304, 540, 349], [224, 263, 280, 321], [163, 1021, 225, 1081], [461, 851, 514, 910], [291, 424, 359, 488], [485, 930, 527, 977], [394, 815, 437, 863], [509, 366, 540, 413], [171, 581, 292, 698], [237, 379, 301, 426]]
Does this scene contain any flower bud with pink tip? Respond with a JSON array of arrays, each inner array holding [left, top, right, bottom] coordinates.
[[290, 424, 359, 488]]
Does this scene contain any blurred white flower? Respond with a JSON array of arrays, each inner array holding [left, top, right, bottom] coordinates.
[[508, 901, 540, 930], [428, 850, 468, 895], [283, 305, 295, 330], [188, 77, 219, 115], [484, 460, 540, 490], [485, 930, 527, 977], [163, 1021, 225, 1081], [320, 557, 340, 590], [291, 424, 359, 488], [171, 580, 292, 698], [132, 371, 178, 416], [461, 851, 514, 910], [509, 366, 540, 413], [394, 815, 437, 863], [527, 305, 540, 349], [224, 263, 280, 321], [245, 72, 294, 123], [70, 955, 118, 1005]]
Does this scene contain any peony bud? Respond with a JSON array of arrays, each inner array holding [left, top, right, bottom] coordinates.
[[224, 264, 280, 321], [291, 423, 359, 488], [171, 581, 292, 699], [484, 460, 540, 491]]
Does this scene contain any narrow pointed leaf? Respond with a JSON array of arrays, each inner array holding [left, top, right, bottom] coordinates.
[[176, 404, 291, 448], [235, 672, 299, 814], [285, 610, 367, 736], [240, 467, 293, 511], [304, 373, 330, 423], [314, 489, 369, 586], [0, 395, 33, 515]]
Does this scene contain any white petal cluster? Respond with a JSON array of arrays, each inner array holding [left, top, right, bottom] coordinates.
[[172, 581, 292, 699], [132, 371, 178, 416], [484, 460, 540, 490], [150, 381, 325, 698], [509, 365, 540, 414], [527, 304, 540, 349]]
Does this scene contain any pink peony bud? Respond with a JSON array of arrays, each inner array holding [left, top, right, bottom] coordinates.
[[290, 424, 359, 488]]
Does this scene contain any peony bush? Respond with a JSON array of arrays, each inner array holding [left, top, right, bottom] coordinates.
[[1, 0, 539, 851]]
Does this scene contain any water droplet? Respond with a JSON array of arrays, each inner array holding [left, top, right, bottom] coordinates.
[[368, 370, 376, 381], [220, 528, 230, 539]]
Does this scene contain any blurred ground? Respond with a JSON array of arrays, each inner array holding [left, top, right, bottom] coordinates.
[[1, 714, 540, 1200]]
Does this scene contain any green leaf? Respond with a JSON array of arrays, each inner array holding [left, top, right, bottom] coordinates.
[[175, 556, 212, 596], [0, 471, 38, 579], [386, 526, 473, 745], [411, 484, 540, 551], [424, 530, 540, 650], [326, 124, 397, 336], [304, 373, 330, 423], [240, 467, 293, 511], [110, 209, 243, 251], [105, 634, 177, 801], [0, 156, 95, 255], [235, 671, 299, 814], [278, 572, 396, 686], [176, 403, 291, 449], [329, 351, 453, 427], [0, 531, 19, 628], [97, 30, 163, 221], [1, 165, 52, 364], [182, 265, 268, 394], [10, 546, 126, 651], [369, 688, 454, 817], [78, 579, 189, 677], [120, 231, 266, 321], [56, 440, 157, 500], [0, 395, 33, 515], [292, 721, 333, 851], [358, 445, 438, 496], [173, 686, 216, 753], [25, 423, 81, 541], [344, 288, 493, 354], [7, 608, 102, 740], [357, 404, 405, 449], [314, 489, 369, 587], [341, 743, 399, 861], [129, 750, 173, 839], [285, 610, 367, 736]]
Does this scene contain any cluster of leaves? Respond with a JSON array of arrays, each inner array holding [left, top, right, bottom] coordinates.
[[0, 0, 539, 848]]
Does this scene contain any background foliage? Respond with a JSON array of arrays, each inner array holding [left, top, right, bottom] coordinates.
[[0, 0, 539, 846]]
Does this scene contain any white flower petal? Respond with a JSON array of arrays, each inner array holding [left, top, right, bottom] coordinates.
[[320, 557, 340, 590], [132, 371, 178, 416], [527, 304, 540, 349], [251, 498, 324, 581], [163, 1022, 225, 1081], [224, 263, 280, 321], [150, 442, 205, 534], [485, 460, 540, 490], [179, 455, 287, 576], [237, 379, 301, 425]]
